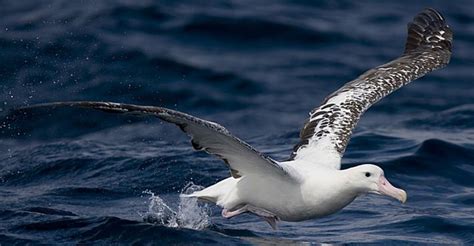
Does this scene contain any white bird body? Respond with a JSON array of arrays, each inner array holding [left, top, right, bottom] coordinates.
[[193, 161, 367, 222], [12, 8, 452, 229]]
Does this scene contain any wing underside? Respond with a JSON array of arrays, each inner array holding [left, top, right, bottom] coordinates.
[[11, 101, 292, 180]]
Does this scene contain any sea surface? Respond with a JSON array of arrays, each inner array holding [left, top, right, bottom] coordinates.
[[1, 0, 474, 245]]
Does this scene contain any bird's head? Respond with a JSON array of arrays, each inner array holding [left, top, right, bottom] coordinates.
[[346, 164, 407, 203]]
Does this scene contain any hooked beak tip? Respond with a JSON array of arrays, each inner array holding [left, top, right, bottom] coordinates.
[[399, 190, 407, 204], [378, 176, 407, 204]]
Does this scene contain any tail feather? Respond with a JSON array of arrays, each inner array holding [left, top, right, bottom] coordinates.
[[181, 193, 217, 203], [184, 177, 238, 207]]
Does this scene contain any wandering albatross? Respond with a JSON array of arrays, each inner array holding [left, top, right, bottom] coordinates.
[[11, 8, 452, 229]]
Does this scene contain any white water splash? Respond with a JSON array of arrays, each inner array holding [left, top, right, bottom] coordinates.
[[141, 182, 210, 230]]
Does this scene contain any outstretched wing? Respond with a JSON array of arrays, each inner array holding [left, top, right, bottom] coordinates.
[[13, 101, 292, 179], [290, 8, 453, 169]]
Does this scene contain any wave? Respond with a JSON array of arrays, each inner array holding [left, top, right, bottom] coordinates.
[[403, 104, 474, 130], [383, 139, 474, 185], [178, 14, 356, 46]]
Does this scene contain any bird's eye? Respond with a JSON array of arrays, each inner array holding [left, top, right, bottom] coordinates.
[[365, 172, 371, 177]]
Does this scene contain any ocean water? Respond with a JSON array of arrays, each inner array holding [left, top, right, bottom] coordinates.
[[1, 0, 474, 244]]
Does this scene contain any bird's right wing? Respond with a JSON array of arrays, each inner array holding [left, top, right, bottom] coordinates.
[[289, 8, 452, 169], [11, 101, 295, 181]]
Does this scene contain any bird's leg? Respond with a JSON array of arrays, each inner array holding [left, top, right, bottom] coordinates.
[[261, 216, 278, 230], [222, 205, 280, 229], [221, 205, 248, 219], [246, 205, 280, 230]]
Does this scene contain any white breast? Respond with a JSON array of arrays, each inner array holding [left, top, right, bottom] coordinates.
[[224, 164, 356, 222]]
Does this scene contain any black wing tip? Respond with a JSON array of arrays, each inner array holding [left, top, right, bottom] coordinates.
[[404, 8, 453, 54], [11, 101, 135, 114], [3, 101, 126, 124]]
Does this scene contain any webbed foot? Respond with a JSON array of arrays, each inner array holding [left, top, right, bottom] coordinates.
[[222, 205, 280, 229], [262, 215, 279, 230], [246, 205, 280, 230]]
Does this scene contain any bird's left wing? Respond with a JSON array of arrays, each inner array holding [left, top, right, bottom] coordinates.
[[289, 8, 453, 169], [11, 101, 294, 180]]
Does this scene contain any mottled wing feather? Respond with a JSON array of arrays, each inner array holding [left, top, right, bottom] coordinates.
[[14, 101, 291, 179], [290, 8, 453, 169]]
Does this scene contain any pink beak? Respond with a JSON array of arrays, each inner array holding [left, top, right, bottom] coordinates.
[[378, 176, 407, 203]]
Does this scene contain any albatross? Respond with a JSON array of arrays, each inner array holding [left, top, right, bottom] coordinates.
[[12, 8, 452, 229]]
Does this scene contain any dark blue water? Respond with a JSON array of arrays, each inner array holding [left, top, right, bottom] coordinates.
[[1, 0, 474, 244]]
